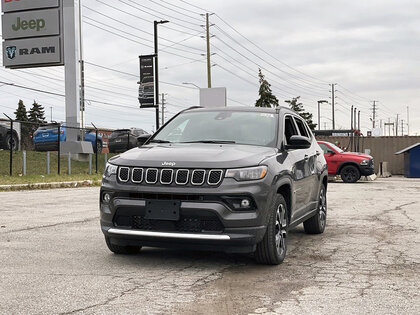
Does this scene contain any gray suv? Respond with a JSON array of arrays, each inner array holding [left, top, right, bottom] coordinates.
[[100, 107, 328, 265]]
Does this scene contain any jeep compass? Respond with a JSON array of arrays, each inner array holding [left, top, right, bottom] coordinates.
[[100, 107, 328, 265]]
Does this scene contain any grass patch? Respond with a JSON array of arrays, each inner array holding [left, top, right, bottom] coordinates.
[[0, 150, 117, 177], [0, 173, 102, 186]]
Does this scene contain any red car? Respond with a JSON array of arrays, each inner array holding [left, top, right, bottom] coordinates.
[[317, 141, 374, 183]]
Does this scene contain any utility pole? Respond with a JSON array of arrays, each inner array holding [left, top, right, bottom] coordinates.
[[154, 20, 169, 131], [407, 106, 410, 136], [50, 107, 53, 122], [357, 111, 361, 151], [371, 101, 377, 129], [330, 84, 336, 129], [401, 119, 404, 136], [205, 13, 212, 88], [396, 114, 399, 136], [161, 93, 166, 126], [351, 106, 354, 151]]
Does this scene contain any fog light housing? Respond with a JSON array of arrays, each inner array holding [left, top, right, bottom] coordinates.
[[222, 196, 256, 211], [103, 193, 111, 203], [241, 199, 251, 208]]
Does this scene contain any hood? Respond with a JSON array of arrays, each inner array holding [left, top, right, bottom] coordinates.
[[340, 151, 373, 160], [111, 143, 277, 169]]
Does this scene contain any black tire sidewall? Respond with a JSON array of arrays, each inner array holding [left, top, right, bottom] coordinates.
[[341, 165, 360, 183]]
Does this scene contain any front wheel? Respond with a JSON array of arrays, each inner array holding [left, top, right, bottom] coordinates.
[[105, 236, 141, 255], [255, 195, 288, 265], [340, 165, 361, 183], [304, 184, 327, 234]]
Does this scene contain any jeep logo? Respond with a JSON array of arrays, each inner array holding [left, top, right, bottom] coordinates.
[[12, 17, 46, 32], [162, 162, 176, 167]]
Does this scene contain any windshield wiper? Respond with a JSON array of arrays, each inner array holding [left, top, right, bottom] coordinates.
[[181, 140, 236, 144], [149, 139, 172, 143]]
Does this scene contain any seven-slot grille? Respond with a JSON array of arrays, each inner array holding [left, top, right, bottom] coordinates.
[[118, 167, 224, 187]]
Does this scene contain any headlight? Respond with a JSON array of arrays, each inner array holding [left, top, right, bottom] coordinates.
[[225, 166, 268, 181], [104, 163, 118, 178], [360, 159, 369, 166]]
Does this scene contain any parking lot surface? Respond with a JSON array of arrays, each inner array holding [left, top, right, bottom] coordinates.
[[0, 177, 419, 314]]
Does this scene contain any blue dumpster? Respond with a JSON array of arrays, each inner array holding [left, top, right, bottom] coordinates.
[[395, 143, 420, 178]]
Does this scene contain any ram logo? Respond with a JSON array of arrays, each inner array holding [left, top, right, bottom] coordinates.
[[5, 46, 16, 60]]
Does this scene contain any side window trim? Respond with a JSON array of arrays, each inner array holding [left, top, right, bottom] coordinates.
[[292, 116, 310, 138]]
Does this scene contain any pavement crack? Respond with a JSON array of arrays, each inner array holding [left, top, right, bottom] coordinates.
[[0, 217, 98, 234]]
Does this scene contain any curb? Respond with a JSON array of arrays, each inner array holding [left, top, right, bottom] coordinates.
[[0, 180, 102, 191]]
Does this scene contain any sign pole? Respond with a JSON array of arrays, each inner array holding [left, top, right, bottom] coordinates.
[[62, 0, 80, 143]]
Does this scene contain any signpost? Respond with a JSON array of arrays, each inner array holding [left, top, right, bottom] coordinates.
[[1, 0, 64, 69], [138, 54, 156, 108]]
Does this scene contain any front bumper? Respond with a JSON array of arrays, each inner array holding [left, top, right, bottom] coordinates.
[[360, 164, 375, 176], [100, 176, 273, 253]]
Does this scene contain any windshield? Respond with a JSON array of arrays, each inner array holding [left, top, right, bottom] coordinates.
[[328, 142, 344, 153], [152, 110, 278, 147]]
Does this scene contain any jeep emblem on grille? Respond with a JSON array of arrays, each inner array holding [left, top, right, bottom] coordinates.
[[162, 161, 176, 167]]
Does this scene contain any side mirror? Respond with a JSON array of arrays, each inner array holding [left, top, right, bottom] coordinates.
[[137, 134, 151, 146], [285, 135, 311, 150], [327, 150, 336, 155]]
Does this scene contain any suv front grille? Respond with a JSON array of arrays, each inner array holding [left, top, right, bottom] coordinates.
[[146, 168, 158, 184], [117, 167, 224, 187], [118, 167, 130, 182]]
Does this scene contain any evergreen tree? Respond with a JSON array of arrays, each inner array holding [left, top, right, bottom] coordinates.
[[28, 100, 46, 124], [14, 99, 28, 122], [255, 68, 279, 108], [14, 99, 32, 149], [285, 96, 317, 131]]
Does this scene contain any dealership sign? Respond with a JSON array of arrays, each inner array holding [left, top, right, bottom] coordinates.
[[1, 0, 63, 68], [138, 54, 156, 108]]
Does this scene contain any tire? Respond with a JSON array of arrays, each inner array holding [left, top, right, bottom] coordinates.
[[340, 165, 361, 183], [105, 236, 141, 255], [5, 133, 18, 150], [304, 184, 327, 234], [255, 195, 288, 265]]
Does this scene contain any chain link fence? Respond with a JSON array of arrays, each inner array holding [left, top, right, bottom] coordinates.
[[0, 118, 145, 178]]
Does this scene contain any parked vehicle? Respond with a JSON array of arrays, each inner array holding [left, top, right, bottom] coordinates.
[[0, 122, 19, 150], [100, 107, 328, 265], [317, 141, 374, 183], [33, 124, 103, 153], [108, 128, 149, 153]]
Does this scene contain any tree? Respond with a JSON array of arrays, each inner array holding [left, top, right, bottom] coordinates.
[[285, 96, 317, 131], [14, 99, 32, 149], [28, 100, 46, 125], [255, 68, 279, 108], [14, 99, 28, 122]]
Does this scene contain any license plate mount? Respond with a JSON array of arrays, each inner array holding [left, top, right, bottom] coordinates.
[[144, 200, 180, 221]]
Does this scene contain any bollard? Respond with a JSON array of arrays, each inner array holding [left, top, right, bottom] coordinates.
[[46, 152, 50, 175], [89, 153, 92, 175], [68, 153, 71, 175], [22, 150, 26, 176]]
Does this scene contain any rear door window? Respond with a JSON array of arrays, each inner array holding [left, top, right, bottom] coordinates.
[[294, 117, 309, 138]]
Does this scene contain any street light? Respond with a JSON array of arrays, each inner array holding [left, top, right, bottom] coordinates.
[[317, 100, 328, 130], [182, 82, 200, 89], [154, 20, 169, 130]]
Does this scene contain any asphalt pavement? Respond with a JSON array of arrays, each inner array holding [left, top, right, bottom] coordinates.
[[0, 177, 419, 314]]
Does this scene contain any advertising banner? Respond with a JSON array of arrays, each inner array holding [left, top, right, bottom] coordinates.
[[139, 54, 156, 108]]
